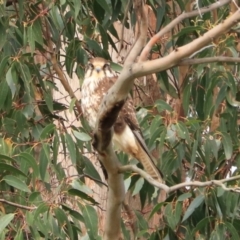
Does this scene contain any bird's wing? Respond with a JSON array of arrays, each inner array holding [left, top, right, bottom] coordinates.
[[113, 97, 163, 182]]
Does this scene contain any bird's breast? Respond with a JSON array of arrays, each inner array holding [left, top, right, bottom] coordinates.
[[81, 76, 105, 128]]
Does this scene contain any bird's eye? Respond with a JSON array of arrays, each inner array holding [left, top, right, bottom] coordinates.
[[88, 63, 94, 69], [103, 63, 110, 69]]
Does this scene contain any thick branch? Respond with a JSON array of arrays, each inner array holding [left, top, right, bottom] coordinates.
[[94, 3, 148, 239], [124, 3, 148, 65], [98, 9, 240, 122], [93, 7, 240, 155], [134, 9, 240, 77], [139, 0, 231, 61], [119, 165, 240, 193], [0, 199, 36, 210]]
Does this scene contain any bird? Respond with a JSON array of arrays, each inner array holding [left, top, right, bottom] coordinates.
[[81, 57, 163, 182]]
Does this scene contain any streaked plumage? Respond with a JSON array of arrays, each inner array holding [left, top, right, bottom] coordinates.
[[81, 57, 163, 181]]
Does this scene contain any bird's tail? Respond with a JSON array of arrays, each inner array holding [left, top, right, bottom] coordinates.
[[135, 140, 163, 182], [133, 131, 163, 182]]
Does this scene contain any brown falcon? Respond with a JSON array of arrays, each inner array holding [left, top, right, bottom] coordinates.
[[81, 57, 163, 182]]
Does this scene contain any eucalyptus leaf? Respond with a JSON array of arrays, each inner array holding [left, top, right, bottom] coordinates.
[[65, 133, 76, 164], [132, 178, 144, 196], [182, 195, 204, 222], [81, 205, 99, 239], [19, 152, 39, 177], [68, 189, 98, 204], [0, 163, 27, 177], [40, 124, 55, 140], [0, 214, 14, 233], [221, 132, 233, 160], [3, 175, 31, 193], [73, 130, 91, 141]]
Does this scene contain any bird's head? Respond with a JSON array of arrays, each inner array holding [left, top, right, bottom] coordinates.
[[84, 57, 113, 79]]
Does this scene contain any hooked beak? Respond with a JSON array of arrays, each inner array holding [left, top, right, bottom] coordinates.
[[95, 66, 101, 73]]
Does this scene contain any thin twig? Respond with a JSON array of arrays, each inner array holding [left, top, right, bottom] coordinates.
[[232, 0, 240, 9], [189, 45, 215, 58], [0, 199, 36, 210], [118, 0, 132, 57], [51, 55, 82, 116], [179, 56, 240, 65], [84, 173, 108, 188], [42, 5, 82, 117], [195, 0, 202, 18]]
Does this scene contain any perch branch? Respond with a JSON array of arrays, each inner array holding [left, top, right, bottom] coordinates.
[[119, 165, 240, 193]]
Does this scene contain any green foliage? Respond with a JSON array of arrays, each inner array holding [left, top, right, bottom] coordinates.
[[0, 0, 239, 239]]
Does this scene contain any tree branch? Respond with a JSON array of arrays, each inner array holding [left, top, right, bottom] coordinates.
[[0, 199, 36, 210], [133, 9, 240, 77], [98, 9, 240, 121], [51, 55, 82, 116], [124, 2, 148, 65], [179, 56, 240, 65], [139, 0, 231, 61], [43, 12, 82, 117], [119, 165, 240, 193]]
